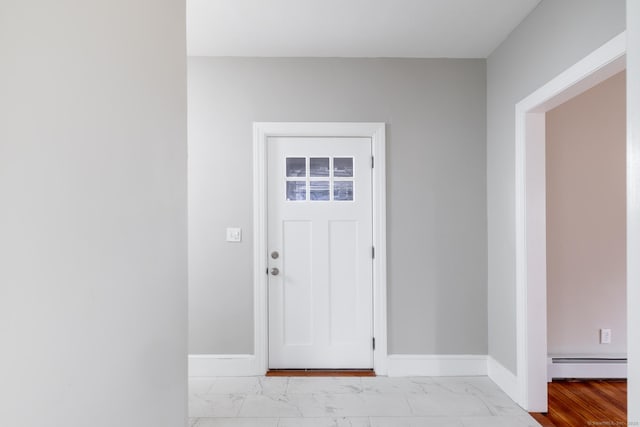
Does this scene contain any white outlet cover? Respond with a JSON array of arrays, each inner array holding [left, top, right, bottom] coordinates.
[[600, 328, 612, 344], [226, 227, 242, 242]]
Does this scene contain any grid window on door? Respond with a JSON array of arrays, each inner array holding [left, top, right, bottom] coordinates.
[[285, 157, 354, 201]]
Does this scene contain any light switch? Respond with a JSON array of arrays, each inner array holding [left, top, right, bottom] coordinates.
[[226, 227, 242, 242]]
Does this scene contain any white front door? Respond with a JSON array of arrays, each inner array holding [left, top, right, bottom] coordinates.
[[267, 136, 373, 369]]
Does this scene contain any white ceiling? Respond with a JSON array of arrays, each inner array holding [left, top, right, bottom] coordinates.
[[187, 0, 541, 58]]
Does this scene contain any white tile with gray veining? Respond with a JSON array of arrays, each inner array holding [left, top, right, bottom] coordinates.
[[189, 377, 217, 395], [370, 417, 463, 427], [239, 393, 306, 418], [287, 377, 365, 395], [296, 392, 412, 417], [360, 377, 433, 394], [189, 392, 246, 418], [278, 417, 371, 427], [189, 376, 541, 426], [460, 414, 541, 427], [192, 419, 279, 427]]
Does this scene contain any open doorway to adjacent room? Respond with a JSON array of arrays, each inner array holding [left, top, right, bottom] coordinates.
[[515, 32, 627, 415]]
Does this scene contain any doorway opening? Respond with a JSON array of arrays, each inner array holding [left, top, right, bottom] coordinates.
[[515, 33, 626, 411], [253, 122, 388, 375]]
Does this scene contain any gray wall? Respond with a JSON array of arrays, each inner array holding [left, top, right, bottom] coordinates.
[[487, 0, 626, 373], [188, 58, 487, 355], [546, 72, 626, 356], [0, 1, 187, 426]]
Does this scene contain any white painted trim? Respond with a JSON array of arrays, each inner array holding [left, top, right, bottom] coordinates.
[[628, 2, 640, 421], [514, 32, 626, 412], [514, 111, 548, 412], [488, 356, 519, 403], [547, 359, 627, 380], [188, 355, 259, 377], [371, 125, 388, 376], [387, 355, 487, 377], [253, 123, 269, 376], [252, 122, 388, 375]]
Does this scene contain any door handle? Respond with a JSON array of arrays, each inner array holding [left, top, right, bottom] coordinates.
[[270, 267, 280, 276]]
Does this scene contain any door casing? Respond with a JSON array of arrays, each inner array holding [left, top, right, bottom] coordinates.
[[513, 33, 626, 411], [253, 122, 387, 375]]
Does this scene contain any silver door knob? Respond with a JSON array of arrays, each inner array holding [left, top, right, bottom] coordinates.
[[271, 251, 279, 259], [270, 267, 280, 276]]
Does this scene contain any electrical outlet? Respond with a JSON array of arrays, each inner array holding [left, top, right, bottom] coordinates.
[[226, 227, 242, 242], [600, 328, 612, 344]]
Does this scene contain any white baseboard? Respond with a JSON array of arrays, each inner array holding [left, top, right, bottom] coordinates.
[[548, 357, 627, 380], [387, 354, 488, 377], [487, 356, 520, 404], [188, 355, 262, 377], [189, 352, 530, 394]]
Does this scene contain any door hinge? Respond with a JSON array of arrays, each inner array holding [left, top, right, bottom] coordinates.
[[371, 156, 374, 168], [266, 268, 269, 275], [372, 246, 375, 259], [372, 337, 376, 350]]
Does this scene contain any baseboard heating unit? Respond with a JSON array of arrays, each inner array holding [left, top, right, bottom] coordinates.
[[547, 356, 627, 381]]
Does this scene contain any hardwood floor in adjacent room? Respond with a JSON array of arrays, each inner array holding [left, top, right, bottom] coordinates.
[[530, 380, 627, 427]]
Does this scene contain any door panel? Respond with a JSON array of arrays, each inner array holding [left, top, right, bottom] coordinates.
[[329, 220, 359, 344], [268, 137, 373, 369], [282, 220, 313, 346]]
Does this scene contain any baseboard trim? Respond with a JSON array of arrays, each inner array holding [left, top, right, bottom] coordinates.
[[547, 357, 627, 380], [487, 356, 520, 404], [189, 353, 528, 386], [387, 354, 488, 377], [188, 355, 262, 377]]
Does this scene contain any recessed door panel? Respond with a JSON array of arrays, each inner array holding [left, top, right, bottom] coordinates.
[[329, 220, 359, 344], [282, 220, 313, 346]]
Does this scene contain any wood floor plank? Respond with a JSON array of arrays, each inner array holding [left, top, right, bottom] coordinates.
[[530, 412, 556, 427], [530, 380, 627, 426]]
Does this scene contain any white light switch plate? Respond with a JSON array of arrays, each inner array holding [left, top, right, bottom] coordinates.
[[226, 227, 242, 242]]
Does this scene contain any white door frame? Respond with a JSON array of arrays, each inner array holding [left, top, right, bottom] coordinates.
[[514, 33, 626, 411], [253, 122, 388, 375]]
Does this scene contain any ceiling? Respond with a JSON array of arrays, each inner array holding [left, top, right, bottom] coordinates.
[[187, 0, 541, 58]]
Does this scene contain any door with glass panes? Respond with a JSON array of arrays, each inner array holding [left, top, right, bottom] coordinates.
[[267, 137, 373, 369]]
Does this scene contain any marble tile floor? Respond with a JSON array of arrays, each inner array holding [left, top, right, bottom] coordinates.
[[189, 376, 541, 426]]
